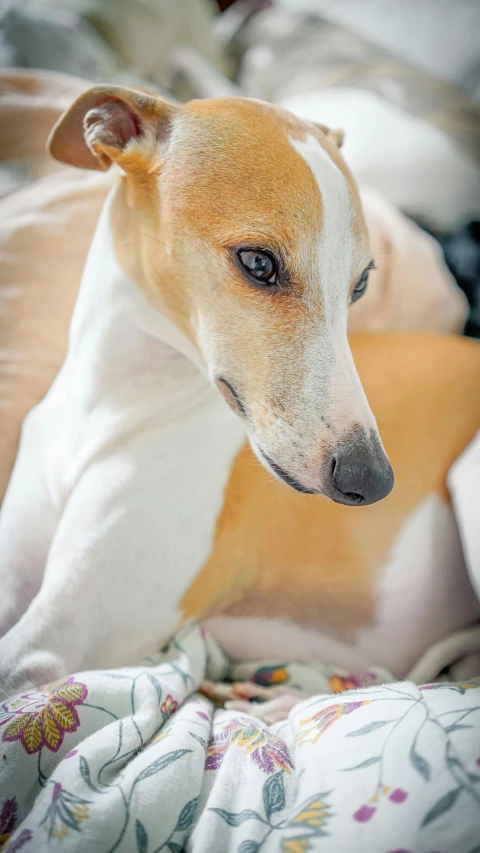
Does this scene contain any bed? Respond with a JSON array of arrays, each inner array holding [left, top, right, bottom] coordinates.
[[0, 62, 479, 853], [1, 622, 480, 852]]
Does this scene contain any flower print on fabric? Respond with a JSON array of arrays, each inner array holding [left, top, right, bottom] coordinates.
[[0, 678, 87, 754], [328, 672, 378, 694], [3, 829, 33, 852], [160, 695, 178, 717], [297, 701, 370, 746], [206, 717, 293, 774], [353, 787, 409, 823], [251, 665, 289, 687], [41, 783, 90, 841], [0, 796, 18, 847]]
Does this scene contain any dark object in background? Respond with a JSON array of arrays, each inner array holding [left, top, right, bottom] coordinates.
[[216, 0, 271, 14], [436, 222, 480, 339], [216, 0, 240, 9]]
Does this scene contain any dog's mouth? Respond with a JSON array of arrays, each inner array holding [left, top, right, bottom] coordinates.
[[215, 380, 393, 507], [258, 450, 318, 495], [215, 376, 320, 495], [215, 377, 247, 417]]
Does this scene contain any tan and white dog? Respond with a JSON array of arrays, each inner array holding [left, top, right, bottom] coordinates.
[[0, 86, 479, 701]]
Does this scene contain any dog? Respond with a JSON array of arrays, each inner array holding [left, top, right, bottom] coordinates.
[[0, 85, 479, 702]]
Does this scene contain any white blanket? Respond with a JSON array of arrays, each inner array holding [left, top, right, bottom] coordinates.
[[1, 622, 480, 852]]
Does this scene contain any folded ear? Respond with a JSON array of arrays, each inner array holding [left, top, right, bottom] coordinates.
[[47, 85, 179, 171], [315, 123, 344, 149]]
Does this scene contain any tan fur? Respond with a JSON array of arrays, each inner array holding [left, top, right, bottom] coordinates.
[[181, 334, 480, 631], [51, 89, 369, 362], [49, 87, 480, 636], [100, 95, 374, 487], [48, 85, 178, 172]]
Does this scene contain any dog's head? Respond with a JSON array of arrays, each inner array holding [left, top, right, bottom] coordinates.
[[49, 86, 393, 505]]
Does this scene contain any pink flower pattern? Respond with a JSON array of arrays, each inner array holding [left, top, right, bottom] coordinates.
[[353, 804, 377, 822], [0, 678, 87, 755], [0, 796, 18, 844], [160, 695, 178, 717], [206, 717, 293, 774], [389, 788, 408, 804], [0, 623, 479, 849], [4, 829, 33, 852]]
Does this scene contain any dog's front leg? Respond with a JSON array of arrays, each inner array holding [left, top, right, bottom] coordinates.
[[0, 451, 185, 700], [0, 408, 58, 637]]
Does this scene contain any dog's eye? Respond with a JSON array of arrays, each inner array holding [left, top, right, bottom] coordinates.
[[351, 264, 374, 303], [238, 249, 277, 284]]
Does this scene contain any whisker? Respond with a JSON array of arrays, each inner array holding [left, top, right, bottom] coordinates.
[[135, 230, 169, 249]]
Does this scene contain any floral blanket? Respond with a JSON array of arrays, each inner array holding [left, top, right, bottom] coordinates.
[[1, 623, 480, 853]]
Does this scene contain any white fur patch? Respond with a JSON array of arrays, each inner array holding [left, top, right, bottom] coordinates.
[[289, 134, 375, 440], [290, 133, 352, 322], [206, 495, 479, 678], [205, 614, 375, 670], [358, 493, 479, 675]]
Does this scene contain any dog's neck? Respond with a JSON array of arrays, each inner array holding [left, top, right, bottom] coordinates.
[[45, 183, 245, 508], [67, 185, 214, 421]]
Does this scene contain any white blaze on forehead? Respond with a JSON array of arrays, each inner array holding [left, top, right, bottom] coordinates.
[[290, 134, 353, 322], [287, 135, 375, 438]]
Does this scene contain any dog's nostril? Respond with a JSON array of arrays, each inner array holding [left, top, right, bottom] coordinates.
[[327, 436, 394, 507], [343, 491, 364, 505], [331, 457, 365, 504]]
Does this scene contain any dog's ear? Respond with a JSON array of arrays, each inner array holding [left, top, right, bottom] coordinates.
[[315, 123, 344, 149], [47, 85, 179, 171]]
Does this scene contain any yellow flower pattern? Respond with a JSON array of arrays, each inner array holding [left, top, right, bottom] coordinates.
[[0, 678, 88, 754], [282, 839, 312, 853], [297, 700, 370, 746], [1, 624, 479, 851], [291, 798, 331, 828]]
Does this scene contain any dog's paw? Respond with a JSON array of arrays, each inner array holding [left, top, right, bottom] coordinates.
[[200, 680, 308, 724], [225, 690, 308, 724]]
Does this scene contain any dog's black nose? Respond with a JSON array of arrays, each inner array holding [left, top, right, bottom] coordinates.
[[327, 431, 394, 506]]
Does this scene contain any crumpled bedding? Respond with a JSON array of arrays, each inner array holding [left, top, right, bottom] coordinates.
[[1, 622, 479, 852], [0, 0, 225, 93]]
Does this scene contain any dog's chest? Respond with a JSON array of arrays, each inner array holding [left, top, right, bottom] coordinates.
[[183, 446, 477, 677]]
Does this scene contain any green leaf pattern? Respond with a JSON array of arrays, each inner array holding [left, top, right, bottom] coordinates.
[[135, 819, 148, 853], [263, 772, 285, 818], [0, 623, 479, 851]]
